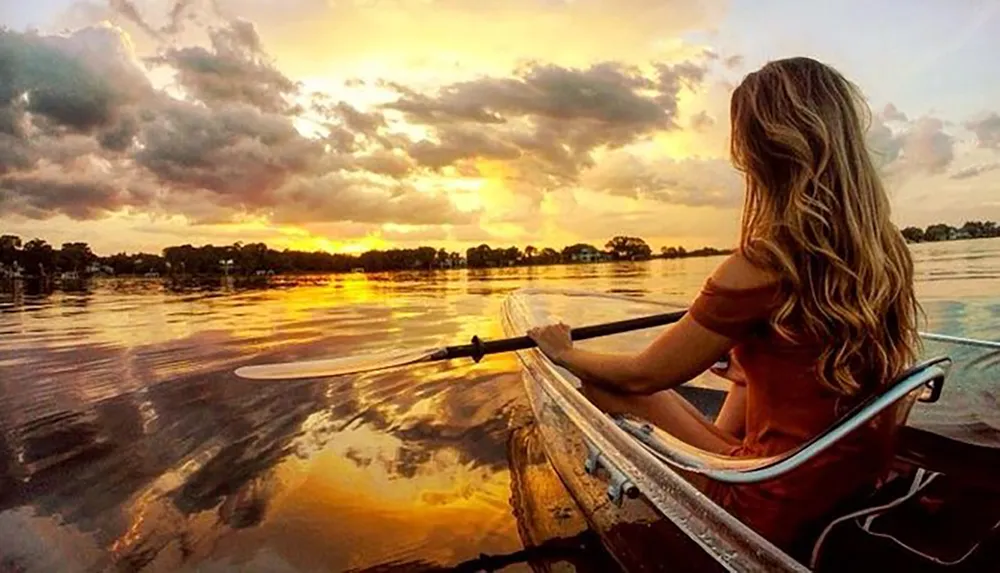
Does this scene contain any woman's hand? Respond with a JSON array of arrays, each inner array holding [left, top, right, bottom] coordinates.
[[527, 322, 574, 365], [710, 350, 748, 384]]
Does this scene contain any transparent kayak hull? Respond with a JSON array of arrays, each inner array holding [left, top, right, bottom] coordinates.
[[500, 288, 810, 573]]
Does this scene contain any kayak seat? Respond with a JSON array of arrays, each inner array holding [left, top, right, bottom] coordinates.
[[615, 355, 971, 569], [615, 355, 953, 486]]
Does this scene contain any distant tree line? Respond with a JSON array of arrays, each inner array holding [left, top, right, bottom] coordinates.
[[659, 245, 735, 259], [0, 237, 101, 277], [0, 233, 730, 279], [4, 221, 995, 280], [901, 220, 999, 243]]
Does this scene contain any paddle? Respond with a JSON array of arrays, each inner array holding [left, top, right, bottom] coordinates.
[[918, 332, 1000, 350], [232, 305, 1000, 381], [233, 309, 689, 380]]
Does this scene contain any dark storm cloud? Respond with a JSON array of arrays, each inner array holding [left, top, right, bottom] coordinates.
[[653, 61, 706, 108], [900, 117, 955, 174], [271, 174, 473, 226], [383, 60, 710, 181], [866, 118, 903, 167], [387, 61, 680, 128], [0, 12, 753, 225], [147, 21, 298, 113], [583, 152, 744, 208], [129, 99, 465, 224], [0, 21, 479, 225], [109, 0, 227, 37], [134, 101, 322, 203], [0, 171, 126, 220], [407, 127, 522, 169], [0, 27, 148, 138], [310, 97, 390, 152], [165, 0, 200, 34], [150, 44, 296, 112], [965, 112, 1000, 149], [0, 25, 151, 183], [97, 112, 140, 151], [169, 0, 228, 34], [881, 103, 908, 122], [0, 105, 27, 139], [723, 54, 745, 69], [109, 0, 165, 40], [328, 101, 387, 135], [0, 134, 38, 175], [690, 110, 714, 131], [867, 112, 955, 176], [350, 150, 416, 178]]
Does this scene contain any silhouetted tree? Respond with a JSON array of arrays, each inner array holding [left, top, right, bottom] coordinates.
[[561, 243, 598, 262], [605, 236, 652, 260], [57, 242, 97, 273], [0, 234, 21, 267], [923, 224, 954, 242], [524, 245, 537, 263], [20, 239, 56, 276], [466, 244, 493, 268], [436, 248, 449, 268], [14, 227, 918, 279], [901, 227, 925, 243], [537, 248, 560, 265]]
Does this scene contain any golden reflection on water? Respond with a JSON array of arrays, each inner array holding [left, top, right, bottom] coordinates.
[[103, 422, 521, 572], [94, 333, 527, 572], [0, 271, 426, 356], [222, 431, 520, 572]]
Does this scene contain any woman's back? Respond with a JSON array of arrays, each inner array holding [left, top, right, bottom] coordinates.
[[690, 258, 901, 549], [702, 57, 921, 549], [726, 57, 920, 400]]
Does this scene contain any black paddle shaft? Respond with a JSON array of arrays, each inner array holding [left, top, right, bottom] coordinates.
[[439, 309, 687, 363]]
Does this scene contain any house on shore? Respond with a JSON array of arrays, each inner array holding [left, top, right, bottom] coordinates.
[[0, 263, 24, 279], [439, 256, 467, 269], [570, 246, 608, 263], [86, 263, 115, 276]]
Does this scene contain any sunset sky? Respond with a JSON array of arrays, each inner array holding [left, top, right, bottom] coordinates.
[[2, 0, 999, 255]]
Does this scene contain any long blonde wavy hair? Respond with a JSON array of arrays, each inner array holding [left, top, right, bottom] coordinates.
[[729, 57, 921, 396]]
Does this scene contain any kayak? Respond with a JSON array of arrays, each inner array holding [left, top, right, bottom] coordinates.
[[500, 287, 1000, 573]]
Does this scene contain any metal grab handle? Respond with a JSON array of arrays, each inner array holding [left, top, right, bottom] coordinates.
[[920, 332, 1000, 350], [583, 441, 639, 506], [616, 357, 952, 485]]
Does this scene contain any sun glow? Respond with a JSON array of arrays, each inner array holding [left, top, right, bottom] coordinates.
[[284, 234, 390, 254]]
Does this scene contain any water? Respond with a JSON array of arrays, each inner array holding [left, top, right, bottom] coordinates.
[[0, 239, 998, 572]]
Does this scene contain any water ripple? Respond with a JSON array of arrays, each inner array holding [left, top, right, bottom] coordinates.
[[0, 240, 998, 571]]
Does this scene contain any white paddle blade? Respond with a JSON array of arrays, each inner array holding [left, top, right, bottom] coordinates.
[[234, 348, 441, 380], [919, 332, 1000, 350]]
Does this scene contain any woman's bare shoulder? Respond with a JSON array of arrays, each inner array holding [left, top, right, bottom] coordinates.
[[708, 252, 780, 290]]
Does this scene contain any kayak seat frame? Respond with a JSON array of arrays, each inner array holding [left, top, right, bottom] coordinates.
[[613, 355, 952, 485]]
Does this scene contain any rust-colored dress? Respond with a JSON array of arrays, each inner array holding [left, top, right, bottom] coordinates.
[[688, 277, 899, 550]]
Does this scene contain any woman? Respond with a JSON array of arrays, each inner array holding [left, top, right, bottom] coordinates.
[[527, 57, 921, 551]]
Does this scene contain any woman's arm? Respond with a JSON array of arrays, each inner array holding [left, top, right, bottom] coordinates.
[[526, 253, 775, 396], [715, 383, 747, 438], [712, 353, 748, 437], [528, 314, 735, 395]]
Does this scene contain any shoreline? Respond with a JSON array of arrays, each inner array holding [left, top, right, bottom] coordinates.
[[2, 236, 996, 283], [1, 252, 736, 282]]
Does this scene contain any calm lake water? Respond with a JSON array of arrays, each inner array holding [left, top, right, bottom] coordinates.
[[1, 239, 998, 572]]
